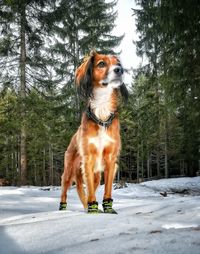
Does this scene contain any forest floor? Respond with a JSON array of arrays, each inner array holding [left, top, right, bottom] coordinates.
[[0, 177, 200, 254]]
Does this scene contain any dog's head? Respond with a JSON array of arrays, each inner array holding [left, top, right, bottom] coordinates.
[[75, 50, 128, 101]]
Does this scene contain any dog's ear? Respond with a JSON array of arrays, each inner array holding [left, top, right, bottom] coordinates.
[[120, 83, 129, 103], [75, 51, 96, 99]]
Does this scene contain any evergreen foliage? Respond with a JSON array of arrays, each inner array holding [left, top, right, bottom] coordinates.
[[0, 0, 199, 185], [121, 0, 200, 180]]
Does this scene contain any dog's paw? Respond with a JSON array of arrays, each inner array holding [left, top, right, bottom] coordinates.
[[87, 201, 102, 213], [59, 202, 67, 210], [102, 198, 117, 214], [104, 208, 118, 214]]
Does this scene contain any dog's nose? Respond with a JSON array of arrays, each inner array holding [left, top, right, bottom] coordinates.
[[114, 66, 124, 75]]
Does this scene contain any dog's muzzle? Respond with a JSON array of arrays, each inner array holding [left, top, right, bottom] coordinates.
[[102, 66, 124, 86]]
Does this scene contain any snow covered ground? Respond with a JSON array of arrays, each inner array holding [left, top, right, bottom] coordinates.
[[0, 177, 200, 254]]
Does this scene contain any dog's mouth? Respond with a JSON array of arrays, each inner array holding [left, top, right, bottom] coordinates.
[[102, 77, 123, 87]]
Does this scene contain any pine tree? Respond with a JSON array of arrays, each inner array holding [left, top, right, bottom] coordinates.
[[133, 0, 200, 176], [0, 90, 19, 184], [0, 0, 64, 184]]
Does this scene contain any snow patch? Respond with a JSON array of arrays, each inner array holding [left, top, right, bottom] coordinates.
[[0, 177, 200, 254], [141, 177, 200, 195], [162, 223, 199, 229]]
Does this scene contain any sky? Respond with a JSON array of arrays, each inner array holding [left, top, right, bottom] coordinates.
[[113, 0, 141, 84]]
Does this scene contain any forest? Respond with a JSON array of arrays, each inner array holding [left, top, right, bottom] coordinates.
[[0, 0, 199, 186]]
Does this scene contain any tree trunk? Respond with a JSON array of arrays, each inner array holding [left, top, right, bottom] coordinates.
[[19, 0, 27, 185], [141, 141, 144, 181], [43, 148, 47, 185], [74, 29, 81, 119], [49, 144, 54, 185], [136, 145, 140, 183], [156, 151, 160, 178], [164, 117, 168, 178], [147, 150, 150, 179], [34, 159, 37, 185]]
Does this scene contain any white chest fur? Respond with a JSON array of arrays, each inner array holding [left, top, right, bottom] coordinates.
[[89, 86, 113, 120], [88, 127, 115, 172]]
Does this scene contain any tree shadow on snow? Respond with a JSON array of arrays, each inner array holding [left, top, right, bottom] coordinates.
[[0, 227, 25, 254]]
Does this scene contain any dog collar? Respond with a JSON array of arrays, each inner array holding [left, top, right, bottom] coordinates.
[[86, 106, 116, 128]]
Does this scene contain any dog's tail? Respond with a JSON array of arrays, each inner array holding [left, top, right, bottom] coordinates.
[[75, 163, 87, 209]]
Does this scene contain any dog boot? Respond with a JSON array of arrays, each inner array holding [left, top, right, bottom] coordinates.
[[87, 201, 103, 214], [59, 202, 67, 210], [102, 198, 117, 214]]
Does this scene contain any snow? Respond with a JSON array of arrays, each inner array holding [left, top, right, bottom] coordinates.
[[0, 177, 200, 254]]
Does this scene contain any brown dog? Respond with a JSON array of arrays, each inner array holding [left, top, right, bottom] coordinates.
[[59, 51, 128, 213]]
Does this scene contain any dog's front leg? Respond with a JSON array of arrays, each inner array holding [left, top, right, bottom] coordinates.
[[83, 153, 102, 213], [103, 159, 117, 200], [83, 138, 104, 213], [103, 151, 118, 214], [83, 154, 96, 203]]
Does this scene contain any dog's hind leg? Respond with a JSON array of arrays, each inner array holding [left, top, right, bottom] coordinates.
[[60, 151, 74, 210], [60, 169, 73, 203], [60, 137, 77, 210], [60, 171, 73, 210]]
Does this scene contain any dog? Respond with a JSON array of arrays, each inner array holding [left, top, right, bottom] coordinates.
[[59, 50, 128, 213]]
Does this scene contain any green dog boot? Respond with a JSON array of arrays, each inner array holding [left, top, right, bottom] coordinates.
[[102, 198, 117, 214], [87, 201, 103, 214], [59, 202, 67, 210]]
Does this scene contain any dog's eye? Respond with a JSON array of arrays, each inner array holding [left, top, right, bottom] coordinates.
[[97, 61, 106, 68]]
